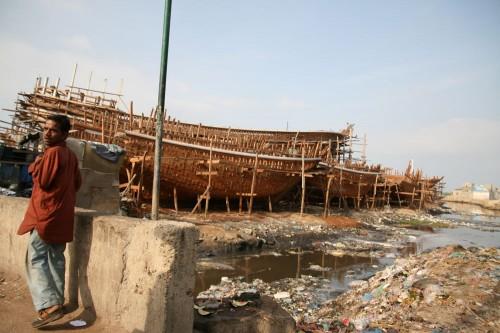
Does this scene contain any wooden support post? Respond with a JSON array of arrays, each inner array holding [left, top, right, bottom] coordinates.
[[42, 77, 49, 95], [204, 192, 210, 217], [204, 141, 213, 217], [356, 174, 362, 209], [248, 155, 258, 215], [383, 180, 389, 207], [268, 196, 273, 213], [129, 101, 134, 130], [191, 190, 208, 214], [137, 150, 147, 206], [324, 175, 333, 217], [411, 187, 416, 207], [338, 168, 344, 209], [371, 174, 379, 209], [226, 196, 231, 213], [300, 147, 306, 216], [336, 140, 340, 162], [395, 184, 402, 207], [327, 139, 332, 164], [101, 113, 105, 143], [173, 187, 178, 213], [419, 181, 425, 211], [239, 195, 243, 214]]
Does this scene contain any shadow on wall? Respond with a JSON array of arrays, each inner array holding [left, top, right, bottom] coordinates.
[[130, 277, 165, 333], [131, 228, 195, 333]]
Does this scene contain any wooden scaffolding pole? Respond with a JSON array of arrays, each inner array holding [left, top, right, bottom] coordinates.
[[356, 175, 362, 209], [225, 196, 231, 213], [248, 154, 258, 215], [419, 181, 425, 211], [173, 187, 178, 213], [395, 184, 402, 207], [338, 168, 344, 209], [323, 175, 333, 217], [371, 174, 379, 209], [204, 142, 213, 217]]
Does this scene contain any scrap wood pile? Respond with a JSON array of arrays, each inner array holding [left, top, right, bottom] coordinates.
[[297, 245, 500, 332], [0, 76, 444, 214]]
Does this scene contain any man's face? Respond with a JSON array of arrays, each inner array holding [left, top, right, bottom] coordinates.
[[43, 120, 67, 147]]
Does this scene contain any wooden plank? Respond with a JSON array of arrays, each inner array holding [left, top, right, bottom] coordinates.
[[196, 159, 220, 165], [196, 171, 218, 176]]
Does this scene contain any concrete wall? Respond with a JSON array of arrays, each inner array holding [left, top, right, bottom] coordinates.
[[0, 196, 198, 333]]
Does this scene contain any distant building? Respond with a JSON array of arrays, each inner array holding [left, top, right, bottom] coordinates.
[[450, 182, 498, 201]]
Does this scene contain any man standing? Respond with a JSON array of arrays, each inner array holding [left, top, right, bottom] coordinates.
[[17, 115, 82, 328]]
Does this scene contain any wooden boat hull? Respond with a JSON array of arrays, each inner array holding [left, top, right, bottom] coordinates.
[[125, 132, 320, 200], [310, 166, 380, 198]]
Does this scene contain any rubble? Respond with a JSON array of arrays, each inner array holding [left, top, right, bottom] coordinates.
[[302, 245, 500, 332], [195, 242, 499, 332]]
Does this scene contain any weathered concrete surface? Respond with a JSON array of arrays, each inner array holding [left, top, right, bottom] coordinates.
[[193, 296, 295, 333], [0, 196, 198, 333], [67, 138, 122, 215]]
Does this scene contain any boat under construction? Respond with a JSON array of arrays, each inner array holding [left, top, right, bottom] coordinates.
[[0, 77, 444, 215]]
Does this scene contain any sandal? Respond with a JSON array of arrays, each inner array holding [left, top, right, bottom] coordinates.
[[32, 305, 64, 329]]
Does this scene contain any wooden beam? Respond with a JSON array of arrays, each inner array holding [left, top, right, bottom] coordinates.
[[323, 175, 333, 217], [173, 187, 178, 213], [226, 196, 230, 213], [248, 155, 258, 215]]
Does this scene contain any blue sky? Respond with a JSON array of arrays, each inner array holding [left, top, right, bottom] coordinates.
[[1, 0, 499, 190]]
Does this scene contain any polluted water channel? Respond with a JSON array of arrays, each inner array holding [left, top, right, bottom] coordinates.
[[195, 250, 396, 297], [415, 204, 500, 251], [196, 208, 500, 301]]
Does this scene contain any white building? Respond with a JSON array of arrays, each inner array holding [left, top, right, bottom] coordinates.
[[450, 182, 497, 201]]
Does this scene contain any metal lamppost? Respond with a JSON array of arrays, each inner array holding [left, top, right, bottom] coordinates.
[[152, 0, 173, 220]]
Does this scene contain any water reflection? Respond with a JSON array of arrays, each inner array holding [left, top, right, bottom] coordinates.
[[415, 227, 500, 253], [196, 209, 500, 296], [195, 250, 385, 295]]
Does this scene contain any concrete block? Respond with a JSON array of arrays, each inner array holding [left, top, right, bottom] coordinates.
[[0, 196, 198, 333]]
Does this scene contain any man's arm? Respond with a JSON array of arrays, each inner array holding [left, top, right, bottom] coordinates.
[[37, 149, 60, 190]]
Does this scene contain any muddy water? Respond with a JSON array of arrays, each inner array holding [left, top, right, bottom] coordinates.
[[196, 208, 500, 295], [195, 251, 393, 295]]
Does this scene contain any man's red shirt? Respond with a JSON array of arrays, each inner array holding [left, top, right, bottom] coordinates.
[[17, 142, 82, 243]]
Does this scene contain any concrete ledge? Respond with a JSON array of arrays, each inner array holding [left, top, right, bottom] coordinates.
[[0, 196, 198, 333]]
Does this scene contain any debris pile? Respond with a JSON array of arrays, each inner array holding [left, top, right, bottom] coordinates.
[[196, 275, 338, 323], [299, 245, 500, 332]]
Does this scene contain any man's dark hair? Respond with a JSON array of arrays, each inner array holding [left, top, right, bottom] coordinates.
[[47, 114, 71, 133]]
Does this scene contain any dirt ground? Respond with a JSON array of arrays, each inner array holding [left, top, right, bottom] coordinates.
[[0, 271, 126, 333], [163, 210, 373, 257]]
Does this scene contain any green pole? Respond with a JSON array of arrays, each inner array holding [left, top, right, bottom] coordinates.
[[152, 0, 173, 220]]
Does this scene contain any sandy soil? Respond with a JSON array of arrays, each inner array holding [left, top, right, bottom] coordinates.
[[0, 271, 126, 333]]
